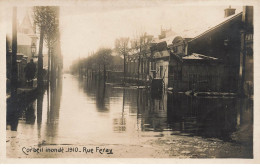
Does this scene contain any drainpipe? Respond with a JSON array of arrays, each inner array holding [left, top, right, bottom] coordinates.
[[240, 31, 246, 97], [240, 8, 248, 97], [11, 7, 17, 98]]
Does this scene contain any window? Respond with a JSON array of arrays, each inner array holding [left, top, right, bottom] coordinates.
[[151, 62, 156, 70], [177, 46, 183, 54], [160, 66, 163, 78]]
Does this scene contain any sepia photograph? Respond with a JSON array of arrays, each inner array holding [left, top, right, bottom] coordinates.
[[1, 0, 258, 163]]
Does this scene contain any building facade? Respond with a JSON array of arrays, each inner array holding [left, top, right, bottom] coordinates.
[[187, 10, 243, 92], [6, 10, 38, 88], [169, 53, 225, 92], [124, 6, 253, 95], [126, 33, 153, 84], [167, 6, 249, 93]]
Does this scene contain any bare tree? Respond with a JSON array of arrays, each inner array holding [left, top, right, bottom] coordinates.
[[33, 7, 48, 91], [33, 6, 60, 91], [95, 48, 112, 83], [43, 7, 59, 88], [70, 49, 123, 80], [115, 37, 130, 85], [131, 31, 152, 85]]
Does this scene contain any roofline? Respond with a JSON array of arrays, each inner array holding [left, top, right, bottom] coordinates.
[[188, 12, 242, 43]]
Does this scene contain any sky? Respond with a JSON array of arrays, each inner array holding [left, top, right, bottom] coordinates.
[[3, 2, 242, 69], [59, 4, 242, 69]]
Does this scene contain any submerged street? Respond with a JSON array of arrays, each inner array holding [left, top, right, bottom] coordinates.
[[6, 74, 253, 158]]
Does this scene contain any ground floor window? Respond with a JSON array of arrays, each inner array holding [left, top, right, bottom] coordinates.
[[160, 66, 163, 78], [151, 61, 156, 70]]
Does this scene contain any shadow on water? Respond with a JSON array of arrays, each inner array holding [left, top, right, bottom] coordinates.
[[96, 80, 108, 111], [44, 79, 63, 141], [8, 75, 252, 156], [7, 92, 42, 131], [25, 102, 36, 125], [77, 77, 253, 145], [167, 94, 237, 139], [79, 78, 112, 112], [113, 88, 126, 133], [6, 78, 63, 137], [145, 90, 252, 144], [137, 89, 168, 132], [126, 88, 252, 145], [138, 89, 253, 144]]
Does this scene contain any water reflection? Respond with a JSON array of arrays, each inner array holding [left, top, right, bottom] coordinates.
[[167, 93, 239, 140], [80, 79, 110, 112], [7, 90, 41, 131], [113, 117, 126, 132], [78, 77, 252, 142], [6, 78, 63, 146], [7, 74, 253, 148], [96, 81, 108, 112], [25, 102, 36, 125], [45, 79, 62, 142], [137, 90, 168, 132], [140, 89, 252, 142]]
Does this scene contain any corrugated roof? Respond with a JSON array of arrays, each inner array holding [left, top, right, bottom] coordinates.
[[183, 53, 218, 60], [145, 11, 243, 48], [154, 50, 170, 59], [151, 31, 194, 46], [161, 50, 170, 57]]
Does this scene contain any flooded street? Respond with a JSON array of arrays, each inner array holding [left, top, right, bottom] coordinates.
[[6, 74, 253, 158]]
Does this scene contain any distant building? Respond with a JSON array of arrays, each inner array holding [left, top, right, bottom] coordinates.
[[6, 10, 38, 87], [123, 6, 253, 95], [158, 27, 176, 40], [126, 33, 153, 84], [150, 41, 170, 88], [7, 11, 38, 62], [151, 6, 253, 94]]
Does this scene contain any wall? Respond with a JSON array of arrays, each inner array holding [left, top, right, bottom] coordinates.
[[182, 61, 223, 92], [169, 57, 226, 92], [188, 14, 242, 92]]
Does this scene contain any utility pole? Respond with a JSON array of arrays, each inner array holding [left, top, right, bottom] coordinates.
[[123, 49, 126, 86], [137, 40, 141, 86], [56, 7, 63, 79], [11, 7, 18, 98], [37, 28, 44, 92]]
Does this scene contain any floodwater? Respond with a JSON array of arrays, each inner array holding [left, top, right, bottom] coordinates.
[[6, 74, 253, 158]]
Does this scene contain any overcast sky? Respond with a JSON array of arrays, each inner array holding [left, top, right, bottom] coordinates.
[[3, 2, 242, 69]]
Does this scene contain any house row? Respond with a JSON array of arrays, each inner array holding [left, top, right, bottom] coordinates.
[[6, 9, 55, 88], [6, 11, 38, 88], [125, 6, 253, 96]]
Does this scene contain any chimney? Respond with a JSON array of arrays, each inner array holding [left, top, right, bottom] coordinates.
[[224, 6, 236, 18]]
